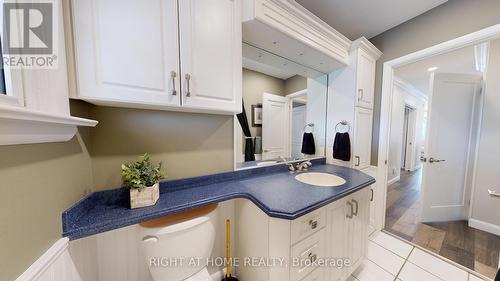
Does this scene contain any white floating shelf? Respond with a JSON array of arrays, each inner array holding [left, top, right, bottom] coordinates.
[[0, 104, 98, 145]]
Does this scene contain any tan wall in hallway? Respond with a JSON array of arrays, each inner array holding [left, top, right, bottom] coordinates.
[[369, 0, 500, 164]]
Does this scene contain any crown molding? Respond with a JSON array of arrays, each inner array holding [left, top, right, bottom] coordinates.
[[351, 37, 382, 59]]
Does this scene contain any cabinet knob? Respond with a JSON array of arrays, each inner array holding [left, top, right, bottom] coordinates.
[[309, 219, 318, 229]]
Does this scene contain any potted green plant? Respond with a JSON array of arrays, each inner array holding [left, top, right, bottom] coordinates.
[[121, 153, 165, 209]]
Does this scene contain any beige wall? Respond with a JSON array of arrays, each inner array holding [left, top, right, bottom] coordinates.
[[0, 135, 93, 281], [87, 105, 234, 190], [284, 75, 307, 95], [1, 100, 234, 280], [369, 0, 500, 164]]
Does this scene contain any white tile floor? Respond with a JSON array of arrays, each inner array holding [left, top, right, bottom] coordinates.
[[349, 231, 493, 281]]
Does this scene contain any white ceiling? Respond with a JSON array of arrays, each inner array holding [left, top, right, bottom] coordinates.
[[395, 45, 483, 95], [295, 0, 448, 39], [242, 43, 325, 79]]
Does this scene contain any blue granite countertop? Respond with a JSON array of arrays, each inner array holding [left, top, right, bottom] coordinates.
[[62, 159, 375, 240]]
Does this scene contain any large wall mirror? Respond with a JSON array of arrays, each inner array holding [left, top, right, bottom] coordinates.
[[235, 43, 329, 170]]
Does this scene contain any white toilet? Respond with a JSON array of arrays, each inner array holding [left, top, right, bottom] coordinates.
[[139, 205, 218, 281]]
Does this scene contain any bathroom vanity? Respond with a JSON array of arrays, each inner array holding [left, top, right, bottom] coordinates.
[[236, 188, 370, 281], [62, 159, 374, 281]]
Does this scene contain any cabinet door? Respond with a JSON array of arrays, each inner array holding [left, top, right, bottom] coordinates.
[[326, 199, 348, 281], [347, 189, 370, 273], [72, 0, 180, 107], [355, 49, 376, 109], [353, 107, 373, 170], [179, 0, 242, 114]]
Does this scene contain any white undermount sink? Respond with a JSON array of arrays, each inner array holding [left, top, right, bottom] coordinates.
[[295, 172, 346, 187]]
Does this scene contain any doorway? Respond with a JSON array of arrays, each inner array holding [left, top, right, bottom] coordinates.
[[401, 105, 416, 172], [378, 26, 500, 279]]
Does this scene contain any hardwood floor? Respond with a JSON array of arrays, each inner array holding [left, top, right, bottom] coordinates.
[[385, 169, 500, 279]]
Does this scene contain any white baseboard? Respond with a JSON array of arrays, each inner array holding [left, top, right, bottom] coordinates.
[[211, 268, 227, 280], [387, 176, 400, 185], [469, 218, 500, 236], [16, 238, 70, 281]]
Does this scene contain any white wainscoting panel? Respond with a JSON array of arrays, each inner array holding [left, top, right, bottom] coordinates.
[[16, 200, 235, 281], [15, 237, 92, 281]]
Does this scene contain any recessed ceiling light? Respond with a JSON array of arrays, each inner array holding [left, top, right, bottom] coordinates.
[[427, 67, 439, 72]]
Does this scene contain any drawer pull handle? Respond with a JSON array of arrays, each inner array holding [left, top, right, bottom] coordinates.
[[309, 219, 318, 229], [185, 73, 192, 97], [358, 89, 364, 101], [308, 252, 317, 263], [352, 199, 359, 216], [355, 156, 361, 167], [346, 201, 353, 219], [170, 71, 177, 96], [370, 188, 374, 202]]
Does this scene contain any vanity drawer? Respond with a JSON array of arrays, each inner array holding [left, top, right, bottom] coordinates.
[[300, 268, 325, 281], [291, 208, 326, 245], [290, 229, 326, 281]]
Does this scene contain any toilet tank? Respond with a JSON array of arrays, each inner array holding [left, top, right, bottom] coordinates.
[[139, 206, 218, 281]]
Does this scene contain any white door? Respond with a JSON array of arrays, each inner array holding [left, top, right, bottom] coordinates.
[[262, 93, 289, 160], [179, 0, 242, 114], [291, 105, 307, 159], [72, 0, 180, 106], [353, 107, 373, 170], [420, 73, 482, 222]]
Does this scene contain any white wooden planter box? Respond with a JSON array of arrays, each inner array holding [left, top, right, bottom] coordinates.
[[130, 183, 159, 209]]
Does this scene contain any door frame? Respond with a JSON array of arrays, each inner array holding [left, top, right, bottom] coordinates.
[[376, 23, 500, 230], [286, 89, 308, 158], [262, 92, 291, 160]]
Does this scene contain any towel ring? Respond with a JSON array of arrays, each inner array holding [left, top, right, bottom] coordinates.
[[335, 120, 350, 133], [303, 123, 315, 133]]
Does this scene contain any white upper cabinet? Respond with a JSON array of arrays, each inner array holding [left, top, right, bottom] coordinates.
[[327, 38, 381, 168], [355, 48, 376, 109], [71, 0, 180, 108], [179, 0, 242, 113], [70, 0, 242, 114]]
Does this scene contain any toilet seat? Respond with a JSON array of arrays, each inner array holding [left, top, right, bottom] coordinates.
[[184, 267, 213, 281]]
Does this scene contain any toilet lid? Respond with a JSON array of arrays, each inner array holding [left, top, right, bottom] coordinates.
[[184, 268, 213, 281]]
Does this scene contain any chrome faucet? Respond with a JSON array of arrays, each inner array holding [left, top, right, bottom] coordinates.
[[279, 157, 313, 173], [279, 156, 296, 172], [296, 160, 312, 172]]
